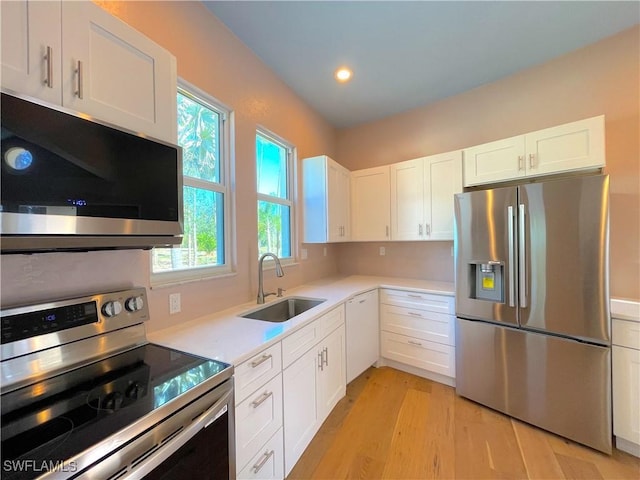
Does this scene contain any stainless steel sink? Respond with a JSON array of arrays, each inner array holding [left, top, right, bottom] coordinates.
[[240, 297, 326, 322]]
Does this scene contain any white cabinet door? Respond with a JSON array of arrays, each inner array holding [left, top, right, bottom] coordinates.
[[318, 325, 346, 420], [346, 290, 379, 383], [60, 2, 177, 142], [613, 345, 640, 447], [351, 166, 390, 241], [424, 150, 462, 240], [282, 347, 320, 476], [390, 158, 424, 240], [1, 0, 61, 105], [463, 135, 526, 186], [303, 155, 350, 243], [525, 115, 605, 177]]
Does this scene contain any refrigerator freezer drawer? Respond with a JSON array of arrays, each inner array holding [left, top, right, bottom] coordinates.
[[455, 318, 612, 453]]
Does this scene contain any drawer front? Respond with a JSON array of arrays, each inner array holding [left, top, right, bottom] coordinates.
[[320, 304, 345, 337], [236, 374, 283, 472], [613, 345, 640, 445], [381, 331, 455, 378], [236, 343, 283, 404], [612, 319, 640, 350], [282, 319, 321, 368], [380, 304, 454, 346], [237, 427, 284, 480], [380, 289, 454, 314]]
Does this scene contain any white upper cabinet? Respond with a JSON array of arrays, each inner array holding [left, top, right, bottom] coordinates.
[[351, 166, 391, 241], [463, 116, 605, 187], [303, 155, 351, 243], [1, 0, 177, 143], [390, 151, 462, 241], [1, 1, 62, 105]]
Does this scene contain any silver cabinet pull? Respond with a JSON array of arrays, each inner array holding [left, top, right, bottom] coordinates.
[[408, 340, 422, 346], [252, 450, 275, 474], [518, 155, 524, 171], [407, 293, 422, 299], [407, 311, 423, 318], [507, 206, 516, 307], [529, 153, 535, 168], [518, 204, 527, 308], [323, 346, 328, 366], [385, 225, 389, 237], [358, 299, 366, 304], [425, 223, 431, 236], [43, 46, 53, 88], [318, 351, 323, 370], [250, 353, 272, 368], [418, 224, 423, 236], [75, 60, 83, 99], [250, 391, 273, 408]]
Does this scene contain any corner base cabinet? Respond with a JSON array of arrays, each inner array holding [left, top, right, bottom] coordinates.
[[380, 289, 456, 382]]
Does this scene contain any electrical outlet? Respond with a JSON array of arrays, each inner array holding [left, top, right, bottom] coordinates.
[[379, 246, 386, 256], [169, 293, 181, 314], [301, 248, 308, 260]]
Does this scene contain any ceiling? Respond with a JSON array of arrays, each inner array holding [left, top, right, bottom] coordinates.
[[204, 1, 640, 129]]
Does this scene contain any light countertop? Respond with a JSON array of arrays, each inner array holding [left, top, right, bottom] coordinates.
[[148, 275, 454, 366], [611, 298, 640, 323]]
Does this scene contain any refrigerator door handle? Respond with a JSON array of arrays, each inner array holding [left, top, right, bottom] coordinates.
[[507, 206, 516, 307], [518, 204, 527, 308]]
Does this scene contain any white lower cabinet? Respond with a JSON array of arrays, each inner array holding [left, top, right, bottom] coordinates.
[[282, 306, 346, 476], [237, 428, 285, 480], [235, 344, 284, 478], [612, 316, 640, 457], [380, 289, 456, 383]]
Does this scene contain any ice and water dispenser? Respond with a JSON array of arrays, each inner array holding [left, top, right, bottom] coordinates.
[[468, 261, 504, 302]]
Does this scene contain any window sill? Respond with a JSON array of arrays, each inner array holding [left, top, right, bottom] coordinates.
[[150, 269, 238, 289]]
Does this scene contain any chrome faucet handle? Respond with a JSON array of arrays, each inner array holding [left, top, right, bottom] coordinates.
[[277, 288, 286, 297]]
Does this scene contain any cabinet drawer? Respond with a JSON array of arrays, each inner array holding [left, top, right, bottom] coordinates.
[[381, 331, 455, 378], [282, 319, 322, 368], [235, 343, 282, 404], [612, 345, 640, 445], [380, 289, 454, 314], [320, 304, 345, 337], [236, 374, 283, 472], [237, 427, 284, 480], [613, 319, 640, 350], [381, 304, 454, 346]]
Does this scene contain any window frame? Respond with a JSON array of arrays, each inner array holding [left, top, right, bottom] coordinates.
[[151, 80, 234, 287], [256, 127, 297, 264]]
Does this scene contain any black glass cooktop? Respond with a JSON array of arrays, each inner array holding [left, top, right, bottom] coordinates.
[[0, 344, 230, 480]]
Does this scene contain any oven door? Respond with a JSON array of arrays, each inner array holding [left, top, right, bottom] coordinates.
[[76, 378, 235, 480]]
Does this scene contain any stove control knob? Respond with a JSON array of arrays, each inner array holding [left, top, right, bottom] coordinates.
[[126, 382, 145, 400], [103, 391, 124, 410], [125, 296, 144, 312], [102, 300, 123, 318]]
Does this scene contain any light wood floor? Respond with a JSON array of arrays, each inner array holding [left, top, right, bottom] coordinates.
[[287, 367, 640, 480]]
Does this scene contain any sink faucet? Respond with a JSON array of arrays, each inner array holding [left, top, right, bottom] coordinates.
[[257, 252, 285, 304]]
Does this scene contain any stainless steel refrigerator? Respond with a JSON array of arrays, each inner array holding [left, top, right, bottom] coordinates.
[[454, 174, 611, 453]]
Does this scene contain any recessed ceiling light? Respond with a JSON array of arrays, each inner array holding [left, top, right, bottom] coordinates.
[[335, 67, 352, 83]]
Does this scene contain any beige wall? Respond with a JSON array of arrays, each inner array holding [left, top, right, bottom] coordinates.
[[336, 25, 640, 300], [0, 1, 340, 332]]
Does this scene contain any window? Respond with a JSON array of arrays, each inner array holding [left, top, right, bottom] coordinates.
[[152, 83, 231, 283], [256, 131, 294, 260]]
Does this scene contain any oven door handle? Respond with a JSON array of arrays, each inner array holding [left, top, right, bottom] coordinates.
[[128, 386, 233, 478]]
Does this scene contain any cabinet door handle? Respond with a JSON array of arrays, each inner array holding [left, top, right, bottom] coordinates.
[[408, 340, 423, 346], [43, 46, 53, 88], [318, 351, 323, 371], [385, 225, 389, 237], [407, 293, 422, 299], [518, 155, 524, 171], [529, 153, 535, 168], [75, 60, 83, 99], [250, 353, 272, 368], [250, 391, 273, 408], [323, 346, 329, 366], [418, 224, 423, 236], [252, 450, 275, 474], [425, 223, 431, 236], [408, 311, 423, 318], [359, 299, 366, 304]]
